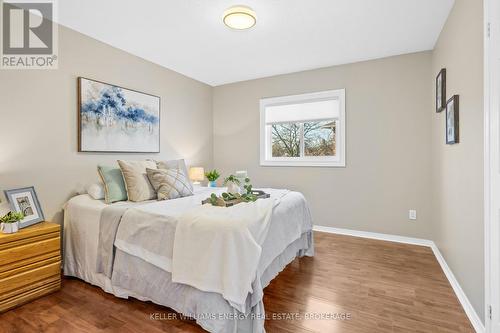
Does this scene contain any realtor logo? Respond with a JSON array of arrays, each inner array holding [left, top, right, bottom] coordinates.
[[1, 0, 58, 69]]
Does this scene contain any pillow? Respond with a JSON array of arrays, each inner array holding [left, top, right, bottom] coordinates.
[[156, 159, 193, 191], [146, 168, 193, 200], [117, 160, 157, 202], [86, 182, 105, 200], [97, 166, 128, 203]]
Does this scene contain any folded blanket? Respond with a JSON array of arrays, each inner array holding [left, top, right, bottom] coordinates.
[[113, 188, 226, 273], [96, 202, 146, 277], [172, 198, 275, 312]]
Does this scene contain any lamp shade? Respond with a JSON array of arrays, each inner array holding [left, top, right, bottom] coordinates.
[[189, 167, 205, 182]]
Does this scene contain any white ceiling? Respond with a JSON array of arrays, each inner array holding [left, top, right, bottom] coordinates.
[[57, 0, 454, 86]]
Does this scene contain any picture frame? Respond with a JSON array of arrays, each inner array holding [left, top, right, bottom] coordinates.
[[436, 68, 446, 112], [445, 95, 459, 144], [4, 186, 45, 229], [78, 77, 161, 153]]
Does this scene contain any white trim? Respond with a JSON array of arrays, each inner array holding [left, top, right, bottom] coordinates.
[[430, 243, 486, 333], [259, 89, 346, 168], [312, 225, 432, 247], [484, 1, 495, 332], [313, 225, 485, 332]]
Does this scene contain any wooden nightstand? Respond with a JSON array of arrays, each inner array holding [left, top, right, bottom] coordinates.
[[0, 222, 61, 312]]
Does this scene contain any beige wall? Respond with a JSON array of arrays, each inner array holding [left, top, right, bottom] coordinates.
[[213, 52, 433, 239], [431, 0, 484, 322], [0, 25, 213, 223]]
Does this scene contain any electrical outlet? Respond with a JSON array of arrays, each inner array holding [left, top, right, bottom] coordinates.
[[409, 210, 417, 220]]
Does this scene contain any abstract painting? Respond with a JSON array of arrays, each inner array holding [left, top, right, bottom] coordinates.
[[78, 77, 160, 152]]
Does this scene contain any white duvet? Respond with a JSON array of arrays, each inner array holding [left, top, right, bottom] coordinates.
[[114, 188, 294, 312], [172, 195, 284, 311]]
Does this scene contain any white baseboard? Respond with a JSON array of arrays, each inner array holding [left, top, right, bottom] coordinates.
[[313, 225, 485, 333], [312, 225, 433, 247], [429, 243, 485, 333]]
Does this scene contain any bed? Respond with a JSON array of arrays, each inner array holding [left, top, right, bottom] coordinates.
[[63, 186, 314, 333]]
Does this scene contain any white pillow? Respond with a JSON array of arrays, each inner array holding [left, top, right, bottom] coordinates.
[[86, 182, 105, 200]]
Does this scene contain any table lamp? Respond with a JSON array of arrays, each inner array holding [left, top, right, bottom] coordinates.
[[189, 167, 205, 185]]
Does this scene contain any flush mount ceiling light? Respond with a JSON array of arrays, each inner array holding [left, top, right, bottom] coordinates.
[[223, 5, 256, 30]]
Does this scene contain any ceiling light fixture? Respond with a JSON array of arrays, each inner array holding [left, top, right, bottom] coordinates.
[[223, 5, 256, 30]]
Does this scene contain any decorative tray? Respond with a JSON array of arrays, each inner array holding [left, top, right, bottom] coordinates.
[[202, 190, 270, 207]]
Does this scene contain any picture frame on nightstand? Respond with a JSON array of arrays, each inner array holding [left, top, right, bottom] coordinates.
[[4, 186, 45, 229]]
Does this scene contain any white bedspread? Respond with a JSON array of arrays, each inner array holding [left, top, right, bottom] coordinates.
[[172, 196, 281, 311], [113, 188, 298, 312]]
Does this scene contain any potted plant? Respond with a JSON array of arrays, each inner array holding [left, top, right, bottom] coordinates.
[[205, 169, 220, 187], [223, 175, 241, 194], [1, 211, 24, 234]]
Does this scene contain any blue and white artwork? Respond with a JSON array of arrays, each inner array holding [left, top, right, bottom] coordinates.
[[78, 77, 160, 152]]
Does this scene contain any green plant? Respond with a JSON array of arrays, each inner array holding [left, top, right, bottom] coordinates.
[[0, 211, 24, 224], [205, 169, 220, 182], [223, 175, 241, 186], [242, 177, 252, 195], [207, 177, 258, 206]]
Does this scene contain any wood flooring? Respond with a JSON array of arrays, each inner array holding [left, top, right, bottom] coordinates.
[[0, 232, 474, 332]]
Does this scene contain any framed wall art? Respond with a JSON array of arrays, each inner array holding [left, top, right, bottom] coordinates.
[[78, 77, 160, 153], [445, 95, 459, 144], [436, 68, 446, 112]]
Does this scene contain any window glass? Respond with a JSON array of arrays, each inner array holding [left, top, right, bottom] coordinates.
[[271, 123, 301, 157], [304, 120, 336, 157]]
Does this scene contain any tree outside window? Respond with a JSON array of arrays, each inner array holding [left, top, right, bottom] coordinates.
[[271, 120, 336, 158]]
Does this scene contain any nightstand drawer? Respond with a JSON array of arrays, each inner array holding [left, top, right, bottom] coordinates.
[[0, 222, 61, 312], [0, 237, 60, 273], [0, 275, 60, 312], [0, 261, 60, 298]]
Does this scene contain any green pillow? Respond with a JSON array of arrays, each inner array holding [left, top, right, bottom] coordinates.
[[97, 165, 128, 203]]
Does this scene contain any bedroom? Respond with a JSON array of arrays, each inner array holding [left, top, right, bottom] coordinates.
[[0, 0, 494, 332]]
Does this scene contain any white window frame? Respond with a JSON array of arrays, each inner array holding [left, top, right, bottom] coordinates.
[[260, 89, 346, 167]]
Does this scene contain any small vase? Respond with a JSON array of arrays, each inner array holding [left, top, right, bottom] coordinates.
[[227, 182, 241, 194], [1, 222, 19, 234], [208, 181, 217, 187]]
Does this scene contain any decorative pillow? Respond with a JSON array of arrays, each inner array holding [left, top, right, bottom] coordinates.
[[97, 166, 128, 203], [117, 160, 157, 202], [156, 159, 193, 192], [146, 168, 193, 200], [86, 182, 105, 200]]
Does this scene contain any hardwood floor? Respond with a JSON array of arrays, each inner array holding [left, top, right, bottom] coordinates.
[[0, 232, 474, 332]]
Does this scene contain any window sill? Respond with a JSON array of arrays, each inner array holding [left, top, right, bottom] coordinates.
[[260, 159, 346, 168]]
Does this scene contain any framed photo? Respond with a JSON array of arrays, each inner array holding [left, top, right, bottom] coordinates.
[[446, 95, 459, 144], [436, 68, 446, 112], [78, 77, 161, 153], [4, 187, 45, 228]]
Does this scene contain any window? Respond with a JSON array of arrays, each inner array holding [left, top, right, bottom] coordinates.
[[260, 89, 345, 167]]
